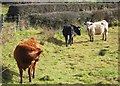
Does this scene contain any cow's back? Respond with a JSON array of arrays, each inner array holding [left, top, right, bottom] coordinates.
[[94, 23, 105, 35], [14, 37, 42, 70], [14, 45, 35, 70], [63, 25, 73, 36]]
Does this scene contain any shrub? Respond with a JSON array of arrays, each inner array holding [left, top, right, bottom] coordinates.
[[6, 3, 118, 21], [89, 8, 119, 25], [6, 3, 119, 29], [112, 20, 120, 26], [29, 12, 82, 29]]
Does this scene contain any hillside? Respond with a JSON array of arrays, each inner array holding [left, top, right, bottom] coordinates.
[[1, 3, 119, 85], [2, 23, 119, 84]]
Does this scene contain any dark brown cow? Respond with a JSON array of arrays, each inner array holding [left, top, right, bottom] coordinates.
[[14, 37, 43, 83]]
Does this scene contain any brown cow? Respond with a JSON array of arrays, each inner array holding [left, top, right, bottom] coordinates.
[[14, 37, 43, 83]]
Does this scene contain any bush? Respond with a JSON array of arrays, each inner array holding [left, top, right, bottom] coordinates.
[[89, 8, 119, 26], [112, 20, 120, 26], [6, 3, 119, 29], [6, 3, 118, 20], [29, 12, 82, 29], [29, 8, 120, 29]]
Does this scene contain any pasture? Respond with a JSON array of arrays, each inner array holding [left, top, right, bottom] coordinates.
[[1, 3, 119, 85], [2, 23, 119, 84]]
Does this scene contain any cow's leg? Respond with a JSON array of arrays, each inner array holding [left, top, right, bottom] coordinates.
[[65, 35, 68, 47], [68, 35, 71, 45], [71, 34, 74, 44], [89, 36, 91, 42], [89, 35, 92, 42], [91, 35, 94, 42], [28, 65, 32, 82], [104, 29, 108, 41], [69, 35, 72, 46], [71, 37, 73, 44], [92, 37, 94, 42], [104, 32, 107, 41], [102, 34, 104, 40], [88, 33, 92, 42], [18, 64, 23, 83], [32, 61, 36, 78], [19, 68, 23, 83]]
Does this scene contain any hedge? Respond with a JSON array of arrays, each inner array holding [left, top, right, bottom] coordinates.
[[29, 11, 92, 29], [6, 3, 118, 19], [5, 3, 119, 28], [29, 8, 119, 28]]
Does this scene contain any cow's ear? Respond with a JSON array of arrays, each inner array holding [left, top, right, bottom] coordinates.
[[101, 22, 104, 25], [90, 22, 93, 25], [30, 37, 35, 40], [78, 27, 81, 30], [90, 23, 93, 25], [84, 22, 86, 25]]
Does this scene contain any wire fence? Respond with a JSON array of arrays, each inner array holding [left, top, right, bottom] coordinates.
[[1, 14, 31, 32]]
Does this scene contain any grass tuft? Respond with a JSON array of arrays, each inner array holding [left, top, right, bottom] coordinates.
[[99, 49, 107, 56]]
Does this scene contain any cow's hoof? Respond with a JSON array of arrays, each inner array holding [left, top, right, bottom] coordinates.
[[90, 40, 93, 42], [29, 80, 31, 82], [33, 75, 35, 78], [91, 40, 94, 42], [102, 39, 104, 40]]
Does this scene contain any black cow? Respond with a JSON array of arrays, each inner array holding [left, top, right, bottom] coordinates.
[[62, 24, 81, 47]]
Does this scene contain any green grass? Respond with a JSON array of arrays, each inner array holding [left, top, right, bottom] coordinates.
[[1, 5, 9, 14], [2, 22, 119, 85]]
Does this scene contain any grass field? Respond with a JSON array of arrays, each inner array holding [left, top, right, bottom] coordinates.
[[1, 22, 119, 85], [1, 4, 119, 85], [1, 5, 9, 15]]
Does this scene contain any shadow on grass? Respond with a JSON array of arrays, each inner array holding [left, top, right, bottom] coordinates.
[[74, 39, 105, 44], [47, 37, 65, 46], [2, 65, 19, 83], [74, 40, 90, 44]]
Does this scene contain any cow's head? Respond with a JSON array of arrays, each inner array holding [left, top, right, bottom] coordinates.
[[74, 26, 81, 36], [85, 22, 93, 31]]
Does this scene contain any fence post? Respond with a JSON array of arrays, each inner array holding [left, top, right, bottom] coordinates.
[[15, 14, 20, 31], [0, 14, 3, 32], [1, 14, 3, 23]]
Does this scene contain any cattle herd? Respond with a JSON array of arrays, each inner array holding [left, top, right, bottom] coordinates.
[[13, 20, 108, 83], [63, 20, 108, 46]]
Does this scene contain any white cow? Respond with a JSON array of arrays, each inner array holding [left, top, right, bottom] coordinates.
[[86, 20, 108, 42]]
